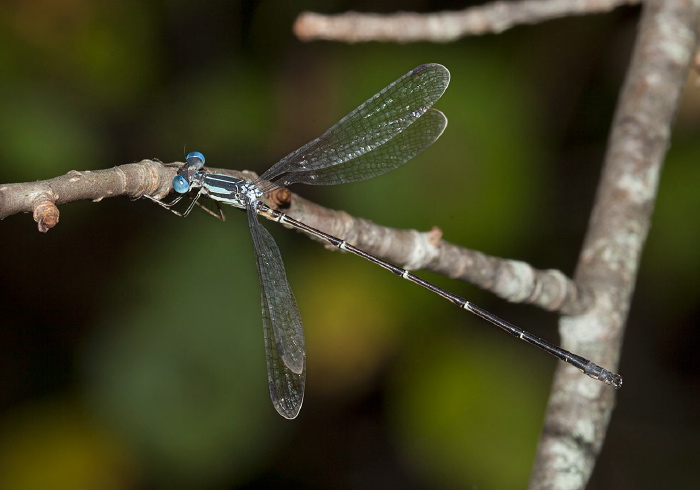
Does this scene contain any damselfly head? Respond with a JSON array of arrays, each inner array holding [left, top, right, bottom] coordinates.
[[172, 151, 207, 194]]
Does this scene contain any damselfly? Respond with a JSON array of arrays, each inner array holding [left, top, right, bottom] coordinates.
[[147, 64, 622, 419]]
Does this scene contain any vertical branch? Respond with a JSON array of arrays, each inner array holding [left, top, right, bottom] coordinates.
[[530, 1, 700, 489]]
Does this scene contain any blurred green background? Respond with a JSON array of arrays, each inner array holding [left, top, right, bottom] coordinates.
[[0, 1, 698, 489]]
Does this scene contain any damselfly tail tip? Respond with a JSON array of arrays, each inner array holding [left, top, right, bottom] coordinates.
[[597, 368, 623, 389], [608, 372, 623, 389], [584, 362, 623, 389]]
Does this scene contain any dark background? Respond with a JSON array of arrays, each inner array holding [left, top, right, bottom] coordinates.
[[0, 1, 698, 489]]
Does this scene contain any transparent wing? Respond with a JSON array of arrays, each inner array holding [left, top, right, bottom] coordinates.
[[257, 63, 450, 188], [261, 301, 305, 419], [247, 206, 305, 419], [282, 108, 447, 186]]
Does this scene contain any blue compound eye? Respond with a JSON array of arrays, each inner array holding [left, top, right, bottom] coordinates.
[[173, 175, 190, 194], [186, 151, 205, 164]]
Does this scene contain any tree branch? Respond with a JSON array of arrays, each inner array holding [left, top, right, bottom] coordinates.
[[0, 160, 174, 232], [284, 192, 596, 314], [0, 161, 252, 232], [294, 0, 640, 43], [1, 159, 592, 316], [529, 0, 700, 488]]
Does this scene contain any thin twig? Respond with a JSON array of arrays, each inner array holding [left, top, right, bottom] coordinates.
[[1, 160, 589, 315], [283, 192, 595, 314], [0, 162, 248, 231], [294, 0, 640, 43], [529, 1, 700, 489], [0, 161, 170, 231]]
